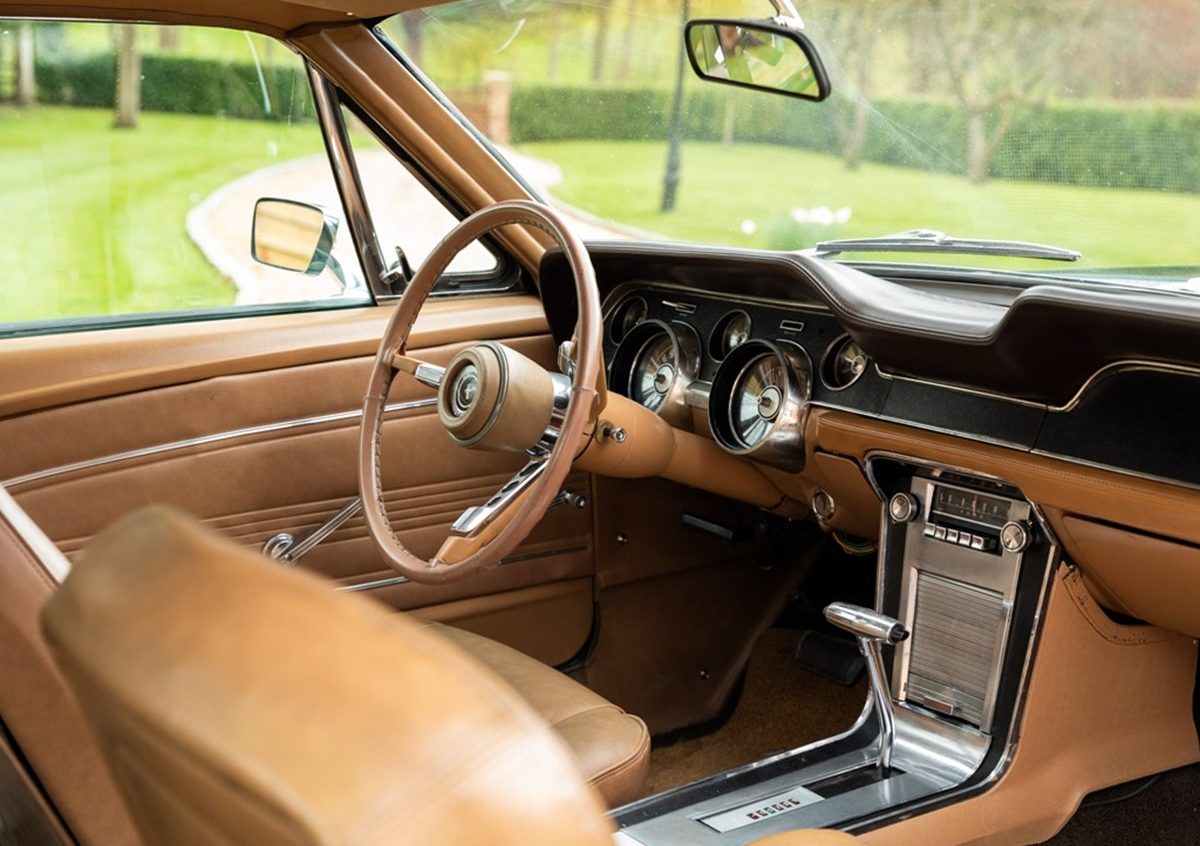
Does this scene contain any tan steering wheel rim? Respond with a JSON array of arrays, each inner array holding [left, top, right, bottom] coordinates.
[[358, 200, 601, 584]]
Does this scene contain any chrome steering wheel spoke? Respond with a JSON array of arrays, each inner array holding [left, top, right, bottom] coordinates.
[[392, 353, 445, 389], [449, 457, 550, 538]]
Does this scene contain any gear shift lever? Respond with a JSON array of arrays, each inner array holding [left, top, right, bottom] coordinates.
[[824, 602, 909, 773]]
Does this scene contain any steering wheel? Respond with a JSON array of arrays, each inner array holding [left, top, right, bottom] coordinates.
[[359, 200, 601, 584]]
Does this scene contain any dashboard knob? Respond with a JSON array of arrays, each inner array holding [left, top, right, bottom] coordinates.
[[889, 492, 919, 524], [1000, 521, 1031, 554], [812, 489, 836, 522]]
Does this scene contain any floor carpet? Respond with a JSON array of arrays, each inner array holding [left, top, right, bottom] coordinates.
[[643, 627, 868, 796], [1042, 764, 1200, 845]]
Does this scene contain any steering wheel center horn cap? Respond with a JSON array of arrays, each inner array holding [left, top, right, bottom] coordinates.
[[437, 342, 556, 452], [707, 339, 812, 473], [449, 365, 480, 417]]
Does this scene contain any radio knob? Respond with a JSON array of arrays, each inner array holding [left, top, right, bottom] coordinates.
[[1000, 521, 1031, 554], [888, 492, 919, 524]]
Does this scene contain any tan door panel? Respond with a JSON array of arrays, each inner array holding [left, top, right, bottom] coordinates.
[[0, 295, 548, 419], [0, 298, 596, 665]]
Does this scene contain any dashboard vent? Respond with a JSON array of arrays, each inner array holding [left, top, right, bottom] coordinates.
[[906, 572, 1006, 728]]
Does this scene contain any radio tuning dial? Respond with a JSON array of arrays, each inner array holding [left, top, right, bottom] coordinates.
[[1000, 521, 1031, 553], [889, 492, 919, 524]]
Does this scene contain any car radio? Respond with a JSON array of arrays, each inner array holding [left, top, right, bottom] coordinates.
[[885, 476, 1034, 732]]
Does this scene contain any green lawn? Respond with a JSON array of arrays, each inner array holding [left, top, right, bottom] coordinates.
[[520, 140, 1200, 274], [0, 106, 326, 323]]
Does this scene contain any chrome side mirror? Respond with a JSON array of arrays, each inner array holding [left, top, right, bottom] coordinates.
[[251, 198, 340, 276], [685, 19, 831, 102]]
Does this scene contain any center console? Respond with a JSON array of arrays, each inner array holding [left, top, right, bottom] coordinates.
[[613, 457, 1058, 846]]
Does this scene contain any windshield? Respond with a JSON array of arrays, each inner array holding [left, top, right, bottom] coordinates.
[[381, 0, 1199, 283]]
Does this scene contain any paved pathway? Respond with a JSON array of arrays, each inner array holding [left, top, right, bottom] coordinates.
[[187, 149, 631, 306]]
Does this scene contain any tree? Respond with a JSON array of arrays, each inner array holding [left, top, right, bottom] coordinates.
[[591, 0, 613, 82], [924, 0, 1099, 183], [114, 24, 141, 129], [15, 22, 35, 106], [617, 0, 638, 82], [157, 25, 179, 51], [547, 2, 563, 83], [827, 0, 885, 170], [660, 0, 689, 212], [401, 13, 424, 68]]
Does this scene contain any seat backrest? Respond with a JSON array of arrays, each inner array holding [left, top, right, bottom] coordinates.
[[41, 507, 614, 846], [0, 487, 139, 846]]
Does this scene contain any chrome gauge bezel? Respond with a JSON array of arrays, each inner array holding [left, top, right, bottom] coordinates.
[[607, 295, 649, 346], [820, 334, 871, 392], [610, 319, 701, 428], [707, 339, 811, 472], [707, 309, 753, 362]]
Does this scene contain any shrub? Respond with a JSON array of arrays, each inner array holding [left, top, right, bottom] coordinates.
[[510, 85, 1199, 193], [35, 54, 314, 123]]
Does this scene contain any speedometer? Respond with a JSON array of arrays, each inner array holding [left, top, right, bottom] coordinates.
[[730, 352, 785, 448], [707, 340, 811, 472]]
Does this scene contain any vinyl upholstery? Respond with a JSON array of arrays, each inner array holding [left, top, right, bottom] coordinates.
[[40, 507, 627, 845]]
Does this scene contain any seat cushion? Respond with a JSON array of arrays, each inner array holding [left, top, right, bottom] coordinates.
[[430, 623, 650, 807]]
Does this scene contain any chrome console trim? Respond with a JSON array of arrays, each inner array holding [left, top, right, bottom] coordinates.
[[2, 398, 439, 489], [855, 452, 1061, 828], [615, 455, 1060, 845]]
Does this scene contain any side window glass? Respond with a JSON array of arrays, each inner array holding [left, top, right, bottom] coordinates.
[[341, 107, 501, 286], [0, 21, 366, 333]]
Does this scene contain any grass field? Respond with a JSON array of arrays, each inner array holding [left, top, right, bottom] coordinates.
[[0, 106, 327, 323], [3, 104, 1196, 327], [519, 140, 1200, 273]]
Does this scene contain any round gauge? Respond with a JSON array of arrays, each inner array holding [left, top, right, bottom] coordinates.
[[608, 296, 648, 345], [708, 340, 811, 472], [709, 310, 753, 360], [629, 333, 676, 413], [609, 320, 701, 427], [820, 336, 870, 391], [730, 351, 786, 448]]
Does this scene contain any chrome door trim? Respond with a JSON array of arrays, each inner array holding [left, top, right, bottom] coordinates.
[[308, 64, 392, 299], [0, 486, 71, 584], [2, 398, 438, 489], [338, 543, 590, 593]]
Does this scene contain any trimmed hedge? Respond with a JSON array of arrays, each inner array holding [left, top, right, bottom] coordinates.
[[35, 54, 315, 122], [511, 85, 1200, 193], [29, 53, 1199, 193]]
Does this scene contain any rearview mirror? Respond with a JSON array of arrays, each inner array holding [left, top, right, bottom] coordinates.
[[685, 19, 830, 102], [251, 198, 339, 276]]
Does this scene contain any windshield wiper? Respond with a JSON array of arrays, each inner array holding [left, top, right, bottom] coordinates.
[[812, 229, 1082, 262]]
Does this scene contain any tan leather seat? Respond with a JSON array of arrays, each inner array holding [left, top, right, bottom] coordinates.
[[39, 507, 854, 846], [43, 507, 648, 807], [428, 623, 650, 805]]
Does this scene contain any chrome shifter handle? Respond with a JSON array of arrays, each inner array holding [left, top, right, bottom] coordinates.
[[824, 603, 909, 645], [824, 603, 909, 774]]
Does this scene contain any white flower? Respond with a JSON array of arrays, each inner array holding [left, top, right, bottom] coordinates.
[[741, 219, 758, 235]]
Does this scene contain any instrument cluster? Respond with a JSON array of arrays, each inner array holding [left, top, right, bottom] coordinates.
[[603, 286, 885, 472]]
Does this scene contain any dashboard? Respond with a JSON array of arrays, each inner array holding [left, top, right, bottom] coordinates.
[[535, 242, 1200, 641], [602, 284, 880, 474], [542, 244, 1200, 490]]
